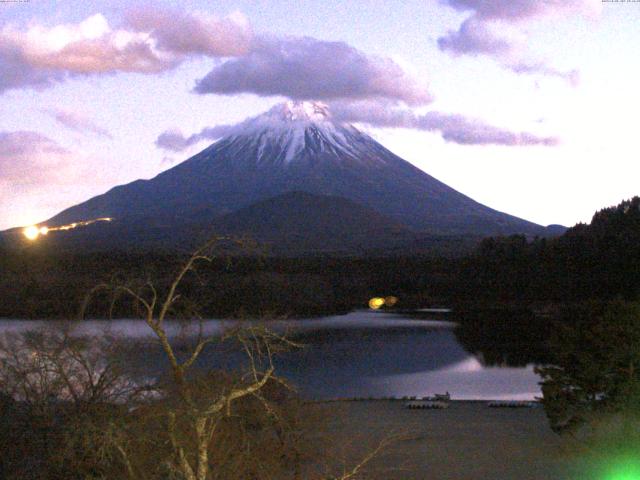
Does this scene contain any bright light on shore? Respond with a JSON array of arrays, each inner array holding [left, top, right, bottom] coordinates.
[[23, 225, 40, 240], [22, 217, 113, 241], [368, 297, 385, 309], [368, 296, 399, 309]]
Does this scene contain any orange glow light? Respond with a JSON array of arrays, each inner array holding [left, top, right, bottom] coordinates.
[[22, 217, 113, 241], [23, 225, 40, 240], [368, 297, 385, 309]]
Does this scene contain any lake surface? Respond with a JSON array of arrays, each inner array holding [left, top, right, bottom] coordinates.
[[0, 310, 542, 400]]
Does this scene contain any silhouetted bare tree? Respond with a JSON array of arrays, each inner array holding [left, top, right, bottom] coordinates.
[[0, 238, 399, 479]]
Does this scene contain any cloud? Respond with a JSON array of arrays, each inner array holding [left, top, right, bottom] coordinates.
[[443, 0, 602, 21], [329, 100, 559, 146], [124, 8, 252, 56], [155, 125, 236, 152], [438, 18, 515, 56], [0, 131, 79, 185], [0, 14, 171, 93], [438, 0, 600, 83], [0, 10, 429, 107], [0, 11, 251, 94], [194, 36, 432, 105], [417, 111, 559, 146], [44, 108, 113, 138], [157, 100, 558, 149], [507, 62, 580, 86]]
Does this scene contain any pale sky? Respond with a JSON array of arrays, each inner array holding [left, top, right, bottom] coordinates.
[[1, 0, 639, 230]]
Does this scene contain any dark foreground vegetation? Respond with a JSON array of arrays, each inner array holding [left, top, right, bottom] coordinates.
[[1, 327, 386, 480], [456, 198, 640, 461], [1, 197, 640, 477], [0, 246, 396, 480]]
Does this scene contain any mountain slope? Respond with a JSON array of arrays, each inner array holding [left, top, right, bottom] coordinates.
[[210, 191, 415, 254], [2, 192, 481, 255], [43, 101, 545, 239]]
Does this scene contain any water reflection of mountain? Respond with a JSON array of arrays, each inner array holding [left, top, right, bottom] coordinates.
[[278, 326, 470, 397], [116, 309, 548, 398], [2, 310, 545, 399], [453, 308, 552, 367]]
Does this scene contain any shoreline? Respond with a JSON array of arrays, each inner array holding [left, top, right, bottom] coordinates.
[[316, 400, 580, 480]]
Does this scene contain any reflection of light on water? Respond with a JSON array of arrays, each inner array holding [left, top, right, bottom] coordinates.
[[368, 355, 542, 400], [447, 357, 483, 373], [23, 217, 113, 241]]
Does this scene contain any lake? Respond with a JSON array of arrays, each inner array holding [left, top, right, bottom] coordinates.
[[0, 310, 542, 400]]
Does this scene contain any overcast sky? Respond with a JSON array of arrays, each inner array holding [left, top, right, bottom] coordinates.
[[1, 0, 638, 230]]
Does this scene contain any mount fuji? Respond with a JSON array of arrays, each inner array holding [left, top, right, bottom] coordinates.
[[6, 101, 558, 253]]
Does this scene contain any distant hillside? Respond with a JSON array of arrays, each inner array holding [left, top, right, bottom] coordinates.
[[0, 192, 481, 256], [209, 191, 412, 254], [455, 196, 640, 304]]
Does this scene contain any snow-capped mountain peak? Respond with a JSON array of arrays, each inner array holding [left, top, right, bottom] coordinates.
[[234, 100, 335, 132], [223, 100, 367, 164], [275, 100, 331, 122]]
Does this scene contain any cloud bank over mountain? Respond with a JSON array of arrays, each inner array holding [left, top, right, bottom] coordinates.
[[157, 99, 558, 151], [193, 36, 432, 105], [329, 100, 559, 146]]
